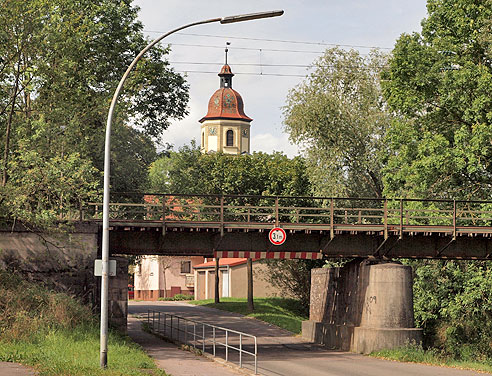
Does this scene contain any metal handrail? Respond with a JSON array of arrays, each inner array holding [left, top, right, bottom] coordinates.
[[78, 195, 492, 241], [147, 309, 258, 374]]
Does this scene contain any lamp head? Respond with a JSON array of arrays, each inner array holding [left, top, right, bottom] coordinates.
[[220, 10, 284, 24]]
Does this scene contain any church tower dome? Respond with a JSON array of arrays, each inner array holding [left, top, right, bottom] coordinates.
[[200, 46, 252, 155], [199, 65, 252, 123]]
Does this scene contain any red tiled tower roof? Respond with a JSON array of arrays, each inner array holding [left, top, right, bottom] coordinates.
[[199, 64, 252, 123]]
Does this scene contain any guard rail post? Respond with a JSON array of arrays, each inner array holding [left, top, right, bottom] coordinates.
[[255, 337, 258, 375], [239, 333, 242, 368], [193, 322, 196, 349], [202, 324, 205, 352], [185, 320, 188, 345], [213, 327, 216, 356], [226, 331, 229, 361]]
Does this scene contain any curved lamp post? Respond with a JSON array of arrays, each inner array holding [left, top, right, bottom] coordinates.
[[100, 10, 284, 368]]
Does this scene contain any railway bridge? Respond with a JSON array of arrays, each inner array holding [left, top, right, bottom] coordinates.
[[4, 193, 492, 353], [83, 193, 492, 260]]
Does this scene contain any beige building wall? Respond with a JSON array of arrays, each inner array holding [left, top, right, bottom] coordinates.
[[196, 271, 206, 300], [230, 263, 282, 298], [195, 261, 284, 300], [201, 119, 251, 155], [134, 255, 204, 300]]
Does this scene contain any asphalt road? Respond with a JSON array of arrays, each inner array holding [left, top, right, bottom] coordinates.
[[129, 301, 485, 376]]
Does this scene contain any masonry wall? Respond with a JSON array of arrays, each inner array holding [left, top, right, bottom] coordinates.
[[0, 223, 129, 332], [0, 223, 100, 303]]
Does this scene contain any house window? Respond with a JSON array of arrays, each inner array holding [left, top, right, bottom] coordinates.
[[181, 261, 191, 274], [226, 130, 234, 146]]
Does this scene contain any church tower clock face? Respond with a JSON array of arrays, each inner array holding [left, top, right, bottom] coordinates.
[[199, 48, 252, 155]]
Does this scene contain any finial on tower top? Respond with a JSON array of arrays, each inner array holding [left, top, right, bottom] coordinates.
[[225, 41, 230, 65]]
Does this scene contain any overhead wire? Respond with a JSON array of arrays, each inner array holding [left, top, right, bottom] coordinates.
[[170, 61, 387, 69], [143, 30, 392, 50], [167, 42, 327, 54], [174, 70, 306, 77], [143, 31, 390, 78]]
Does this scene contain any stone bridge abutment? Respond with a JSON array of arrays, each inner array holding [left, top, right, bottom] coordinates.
[[303, 259, 422, 353], [0, 223, 128, 331]]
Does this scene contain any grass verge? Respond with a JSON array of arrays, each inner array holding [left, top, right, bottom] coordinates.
[[370, 344, 492, 374], [189, 297, 307, 334], [0, 271, 167, 376], [0, 325, 167, 376]]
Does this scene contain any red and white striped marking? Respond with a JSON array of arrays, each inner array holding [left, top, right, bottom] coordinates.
[[214, 251, 323, 260]]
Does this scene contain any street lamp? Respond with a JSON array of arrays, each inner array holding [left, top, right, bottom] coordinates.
[[100, 10, 284, 368]]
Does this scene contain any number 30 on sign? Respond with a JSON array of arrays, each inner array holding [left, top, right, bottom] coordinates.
[[269, 227, 287, 246]]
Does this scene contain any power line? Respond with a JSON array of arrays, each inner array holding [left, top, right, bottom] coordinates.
[[168, 42, 326, 54], [172, 61, 315, 68], [175, 70, 306, 78], [171, 61, 387, 70], [144, 30, 392, 50]]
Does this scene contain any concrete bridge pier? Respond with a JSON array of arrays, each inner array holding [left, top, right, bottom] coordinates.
[[302, 259, 422, 353]]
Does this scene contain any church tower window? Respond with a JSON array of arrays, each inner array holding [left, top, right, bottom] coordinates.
[[226, 130, 234, 146]]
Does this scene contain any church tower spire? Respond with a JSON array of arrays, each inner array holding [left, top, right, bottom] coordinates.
[[220, 42, 233, 88], [200, 44, 252, 155]]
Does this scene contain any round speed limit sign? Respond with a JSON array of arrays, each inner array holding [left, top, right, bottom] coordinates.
[[269, 227, 287, 246]]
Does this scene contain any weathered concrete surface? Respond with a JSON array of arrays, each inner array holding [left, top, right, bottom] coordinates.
[[0, 362, 37, 376], [352, 327, 423, 354], [107, 256, 128, 332], [129, 301, 483, 376], [0, 223, 99, 302], [359, 263, 415, 328], [303, 260, 422, 354]]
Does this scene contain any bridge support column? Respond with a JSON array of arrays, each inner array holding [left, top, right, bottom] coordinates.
[[302, 259, 422, 353], [106, 256, 128, 333]]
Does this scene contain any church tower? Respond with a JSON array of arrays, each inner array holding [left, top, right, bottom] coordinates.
[[200, 47, 252, 155]]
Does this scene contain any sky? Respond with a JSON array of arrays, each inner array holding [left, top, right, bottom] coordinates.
[[133, 0, 429, 157]]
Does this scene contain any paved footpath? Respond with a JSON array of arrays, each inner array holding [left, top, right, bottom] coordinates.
[[130, 301, 486, 376], [128, 315, 245, 376], [0, 362, 37, 376]]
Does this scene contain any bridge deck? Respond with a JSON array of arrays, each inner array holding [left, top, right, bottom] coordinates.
[[82, 194, 492, 259]]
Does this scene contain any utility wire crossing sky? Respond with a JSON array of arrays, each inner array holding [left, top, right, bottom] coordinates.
[[135, 0, 428, 157]]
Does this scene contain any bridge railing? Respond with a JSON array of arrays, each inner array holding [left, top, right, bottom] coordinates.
[[82, 193, 492, 232]]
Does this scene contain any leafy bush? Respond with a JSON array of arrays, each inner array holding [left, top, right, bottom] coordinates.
[[406, 259, 492, 361], [158, 293, 194, 301]]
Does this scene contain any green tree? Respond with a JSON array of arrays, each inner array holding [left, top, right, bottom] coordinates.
[[383, 0, 492, 360], [148, 142, 310, 197], [381, 0, 492, 200], [0, 0, 189, 223], [283, 48, 391, 198]]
